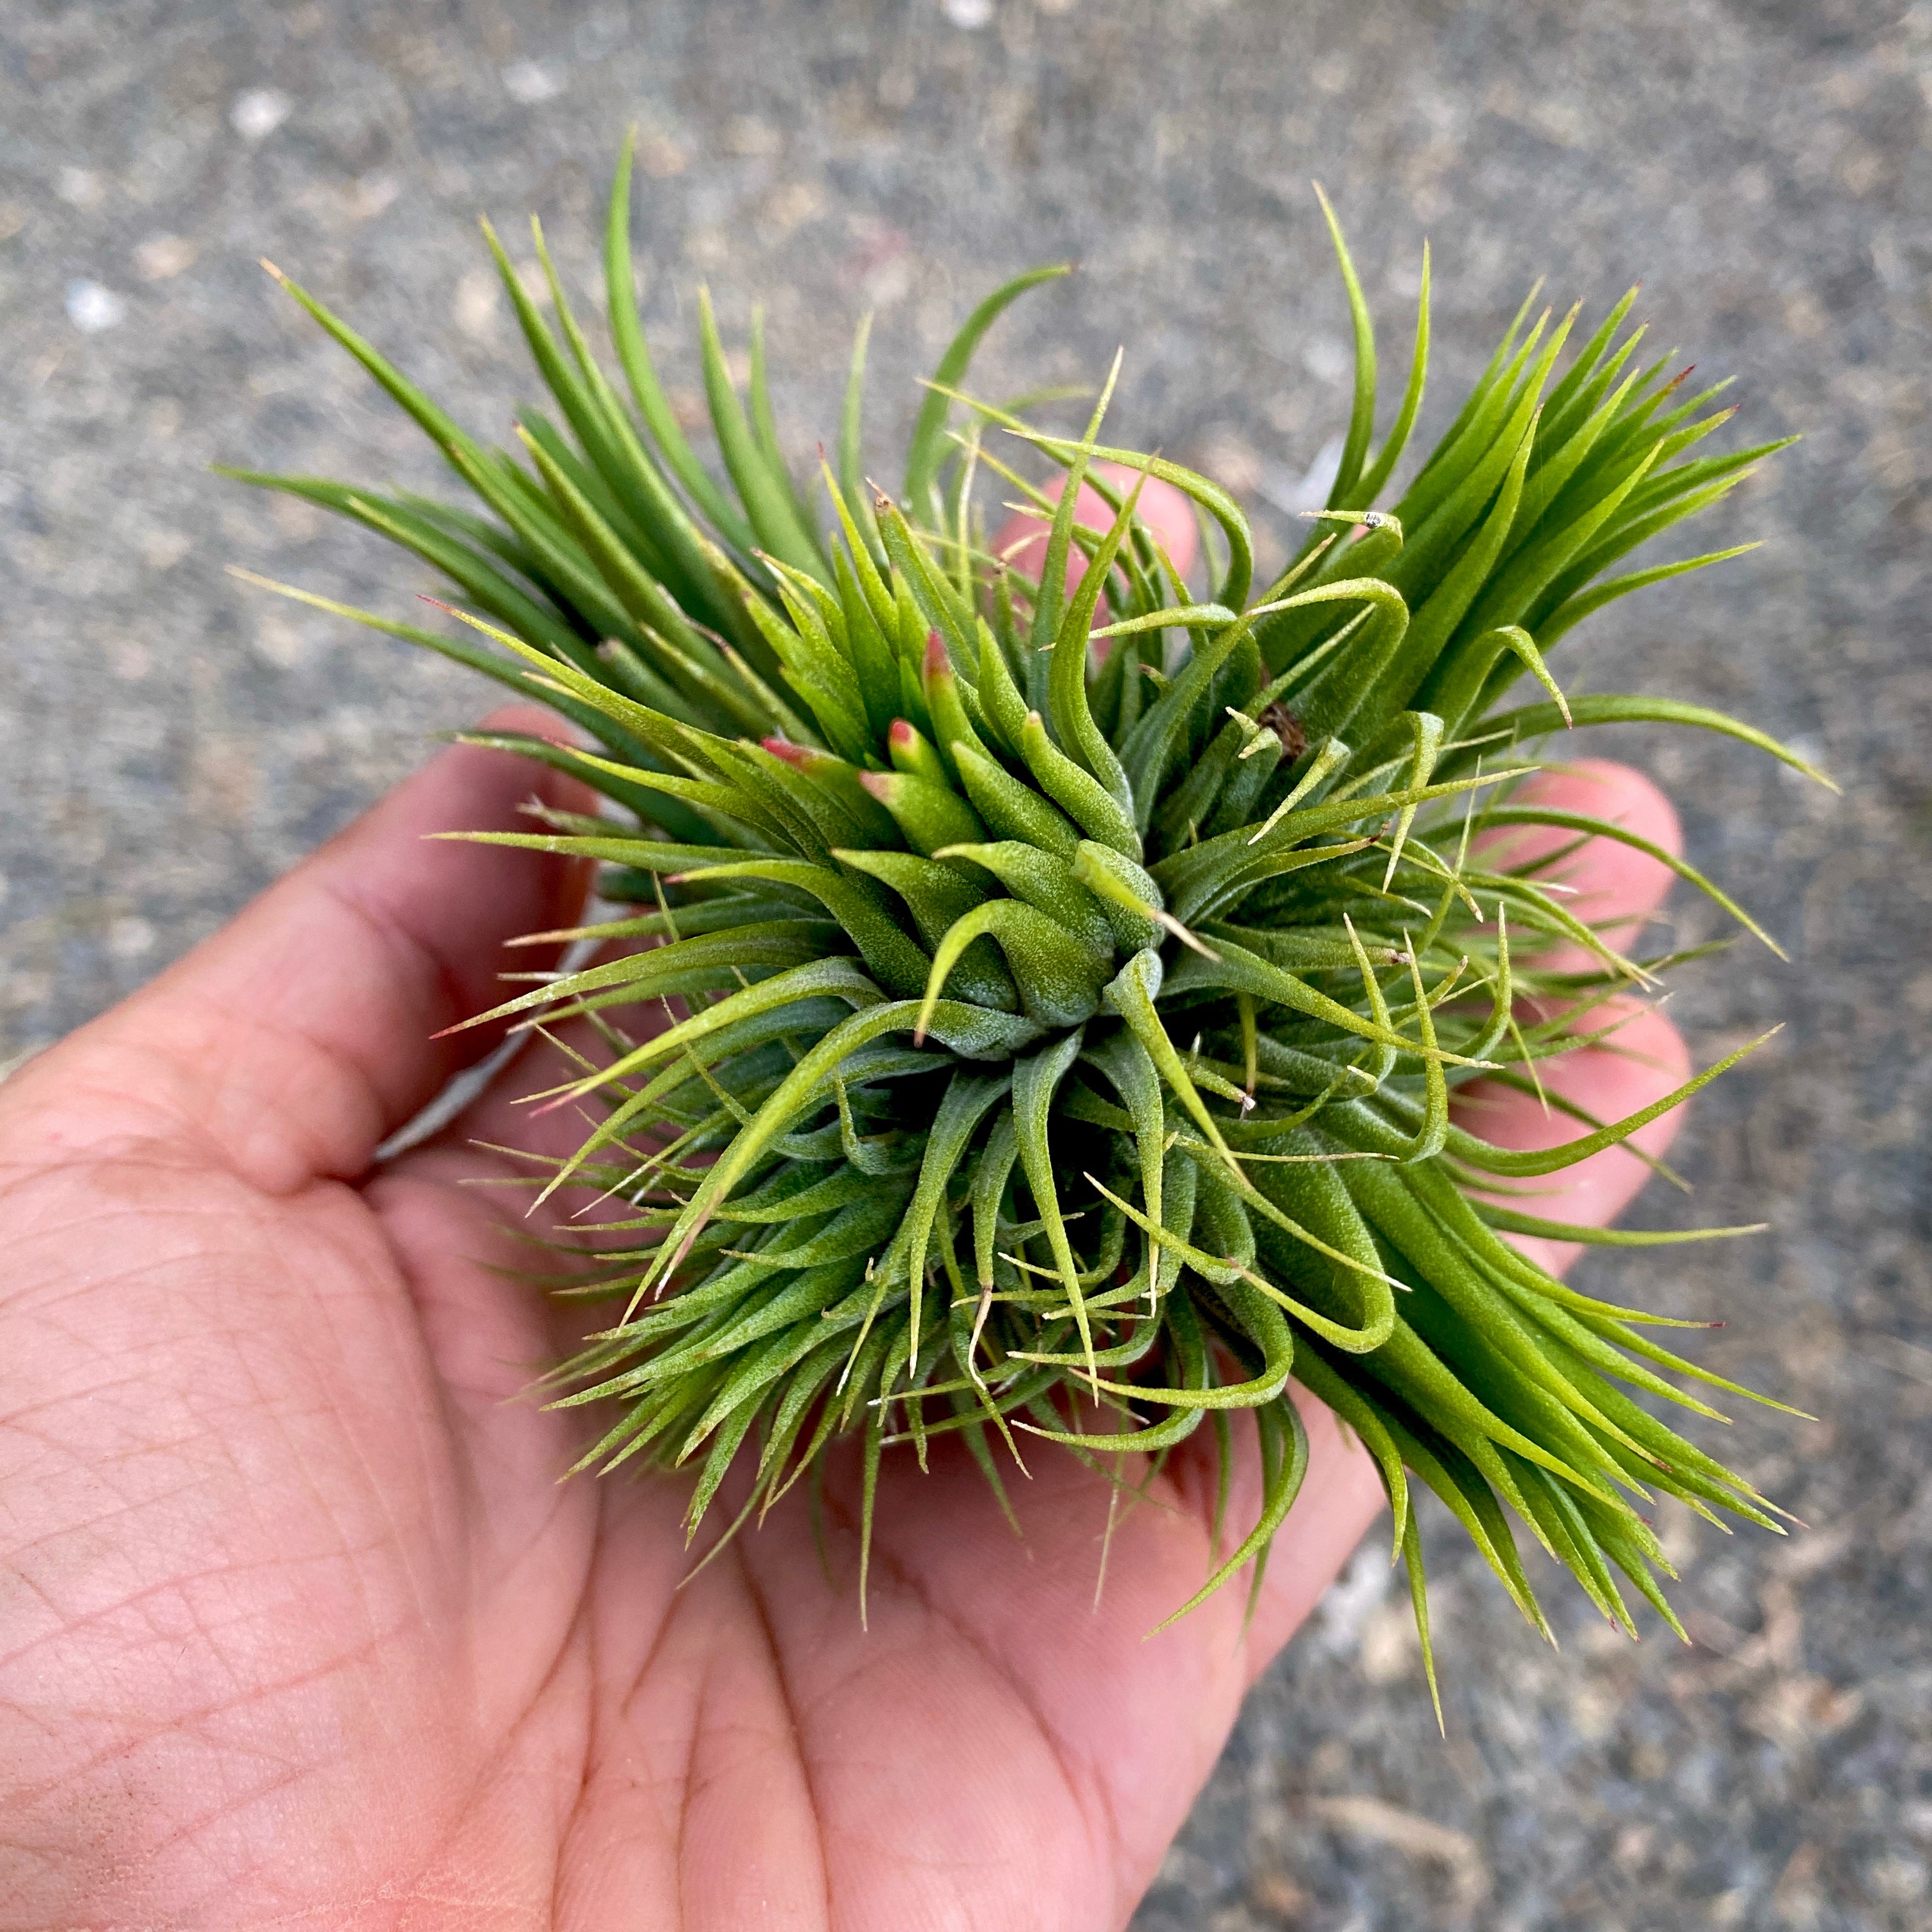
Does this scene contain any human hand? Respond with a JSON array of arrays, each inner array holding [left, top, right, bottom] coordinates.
[[1, 502, 1692, 1932]]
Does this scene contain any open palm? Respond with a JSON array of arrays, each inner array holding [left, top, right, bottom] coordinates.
[[0, 709, 1689, 1931]]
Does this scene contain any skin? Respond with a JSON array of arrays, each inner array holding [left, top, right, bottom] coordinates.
[[0, 480, 1693, 1931]]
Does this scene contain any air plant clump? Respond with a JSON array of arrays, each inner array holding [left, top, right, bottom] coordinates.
[[226, 135, 1827, 1712]]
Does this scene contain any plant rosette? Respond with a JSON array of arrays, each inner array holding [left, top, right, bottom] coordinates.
[[226, 135, 1828, 1717]]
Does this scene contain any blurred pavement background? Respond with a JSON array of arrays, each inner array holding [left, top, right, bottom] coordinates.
[[3, 2, 1929, 1926]]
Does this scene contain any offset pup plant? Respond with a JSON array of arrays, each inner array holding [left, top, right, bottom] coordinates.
[[227, 135, 1823, 1713]]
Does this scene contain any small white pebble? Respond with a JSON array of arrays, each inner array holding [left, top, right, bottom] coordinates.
[[65, 279, 127, 333], [107, 916, 157, 962], [501, 59, 564, 103], [55, 165, 103, 208], [134, 233, 199, 281], [1301, 334, 1350, 385], [231, 88, 293, 141], [944, 0, 995, 25], [349, 172, 400, 221], [452, 267, 499, 341], [1292, 434, 1344, 511], [141, 529, 192, 571]]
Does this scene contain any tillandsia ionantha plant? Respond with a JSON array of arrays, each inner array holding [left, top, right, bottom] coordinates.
[[224, 134, 1830, 1715]]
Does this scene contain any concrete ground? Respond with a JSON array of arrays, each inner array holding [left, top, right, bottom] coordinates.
[[4, 1, 1929, 1926]]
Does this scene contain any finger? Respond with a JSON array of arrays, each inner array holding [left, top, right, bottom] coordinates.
[[1450, 998, 1692, 1276], [1230, 1393, 1393, 1688], [1230, 1010, 1690, 1676], [29, 705, 593, 1192], [1478, 755, 1682, 967], [1236, 760, 1696, 1669], [1460, 754, 1692, 1270], [991, 463, 1200, 608]]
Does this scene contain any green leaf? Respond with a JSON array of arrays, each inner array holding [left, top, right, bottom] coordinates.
[[903, 1071, 1011, 1353], [604, 134, 757, 550], [1313, 183, 1377, 508], [1445, 1030, 1781, 1177], [1020, 710, 1141, 858], [916, 899, 1105, 1036], [666, 855, 933, 999], [1009, 1029, 1096, 1373], [901, 263, 1073, 523], [1478, 804, 1787, 957], [861, 768, 986, 857], [695, 286, 829, 583]]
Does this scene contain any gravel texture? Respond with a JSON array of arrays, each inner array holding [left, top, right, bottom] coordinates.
[[4, 2, 1929, 1926]]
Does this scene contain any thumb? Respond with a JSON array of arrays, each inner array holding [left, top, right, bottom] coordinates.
[[3, 707, 592, 1195]]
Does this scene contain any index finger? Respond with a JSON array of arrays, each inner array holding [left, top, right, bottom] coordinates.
[[1476, 755, 1683, 969], [1457, 756, 1693, 1273], [1242, 762, 1699, 1664], [990, 463, 1201, 605]]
